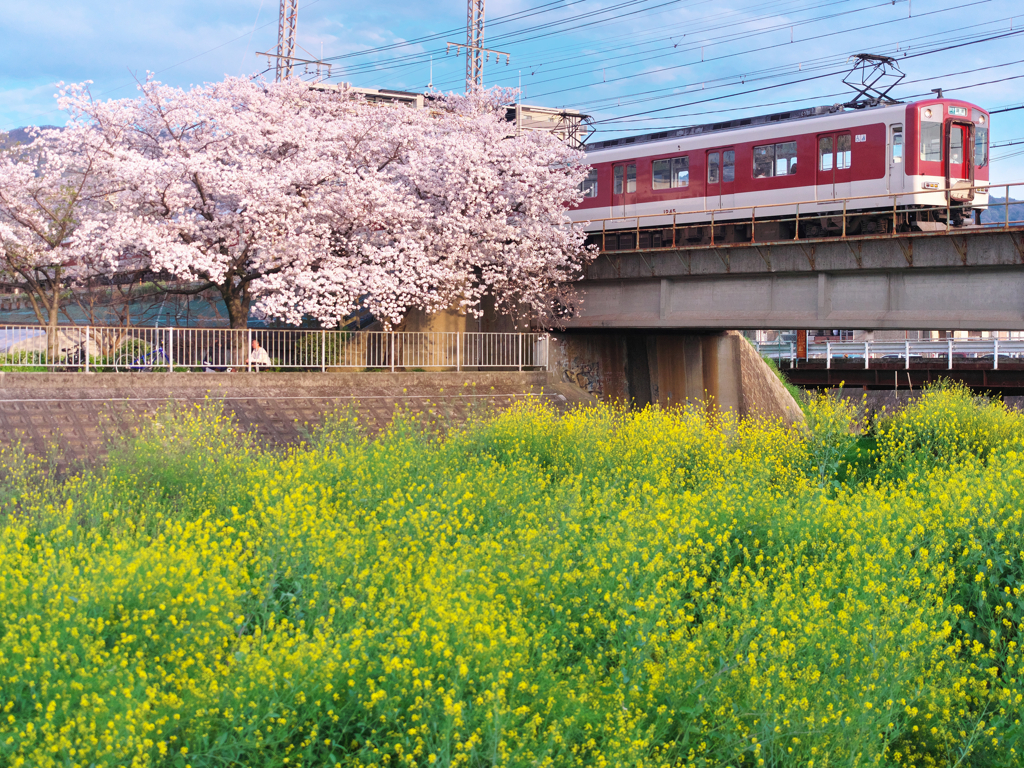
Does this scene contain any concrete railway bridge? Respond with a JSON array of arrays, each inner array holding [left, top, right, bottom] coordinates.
[[570, 224, 1024, 331], [548, 223, 1024, 406]]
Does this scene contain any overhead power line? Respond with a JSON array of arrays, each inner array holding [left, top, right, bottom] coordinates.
[[588, 27, 1024, 125], [525, 0, 992, 102], [568, 12, 1017, 114], [356, 0, 884, 88], [320, 0, 589, 64], [596, 56, 1024, 128], [329, 0, 688, 81]]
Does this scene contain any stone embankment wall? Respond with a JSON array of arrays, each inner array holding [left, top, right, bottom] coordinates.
[[0, 371, 594, 463]]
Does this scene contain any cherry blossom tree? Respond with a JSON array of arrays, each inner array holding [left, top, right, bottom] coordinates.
[[266, 87, 595, 328], [0, 124, 129, 354], [58, 77, 592, 329]]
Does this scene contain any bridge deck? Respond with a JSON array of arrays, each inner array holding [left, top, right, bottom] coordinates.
[[571, 225, 1024, 331]]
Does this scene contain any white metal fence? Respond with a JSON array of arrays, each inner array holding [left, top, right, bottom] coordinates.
[[0, 325, 550, 372], [755, 338, 1024, 370]]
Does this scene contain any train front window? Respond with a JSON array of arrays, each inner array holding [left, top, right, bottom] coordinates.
[[819, 137, 833, 171], [975, 126, 988, 167], [579, 168, 598, 198], [837, 135, 851, 169], [723, 150, 735, 182], [949, 128, 964, 165], [614, 165, 623, 194], [708, 152, 720, 184], [626, 163, 636, 193], [653, 156, 689, 189], [920, 122, 942, 162]]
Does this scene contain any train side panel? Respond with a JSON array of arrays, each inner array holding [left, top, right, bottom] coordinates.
[[572, 99, 990, 234]]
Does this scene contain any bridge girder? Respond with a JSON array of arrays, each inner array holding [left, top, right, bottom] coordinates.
[[571, 228, 1024, 331]]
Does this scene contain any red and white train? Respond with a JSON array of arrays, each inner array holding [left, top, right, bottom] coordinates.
[[569, 98, 990, 248]]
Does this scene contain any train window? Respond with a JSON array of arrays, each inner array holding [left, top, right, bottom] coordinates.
[[753, 142, 797, 178], [920, 123, 942, 162], [614, 165, 624, 194], [891, 126, 903, 164], [837, 135, 851, 169], [775, 142, 797, 175], [723, 150, 735, 182], [708, 152, 720, 184], [626, 163, 636, 193], [949, 128, 964, 166], [819, 137, 833, 171], [975, 126, 988, 167], [579, 168, 598, 198], [652, 156, 689, 189], [753, 145, 774, 178]]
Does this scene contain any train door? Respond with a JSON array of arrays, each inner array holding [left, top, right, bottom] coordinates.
[[816, 132, 852, 200], [834, 133, 852, 199], [705, 147, 735, 210], [946, 120, 974, 201], [888, 124, 905, 195], [611, 161, 637, 219]]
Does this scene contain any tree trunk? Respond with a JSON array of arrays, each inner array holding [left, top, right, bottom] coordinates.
[[20, 268, 64, 363], [221, 285, 251, 330], [220, 283, 251, 366]]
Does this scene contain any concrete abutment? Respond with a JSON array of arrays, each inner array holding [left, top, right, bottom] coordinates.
[[549, 330, 803, 425]]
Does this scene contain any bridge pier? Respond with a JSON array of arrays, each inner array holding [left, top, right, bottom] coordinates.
[[550, 330, 802, 424]]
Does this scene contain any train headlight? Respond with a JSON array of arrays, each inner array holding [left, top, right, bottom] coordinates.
[[923, 108, 933, 118], [979, 114, 986, 124]]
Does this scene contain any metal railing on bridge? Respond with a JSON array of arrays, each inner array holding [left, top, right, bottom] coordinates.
[[755, 338, 1024, 371], [584, 180, 1024, 252], [0, 325, 550, 373]]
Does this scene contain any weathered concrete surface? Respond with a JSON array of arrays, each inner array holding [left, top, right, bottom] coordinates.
[[572, 227, 1024, 331], [570, 268, 1024, 331], [830, 388, 1024, 418], [550, 331, 802, 425], [734, 331, 804, 424], [585, 227, 1024, 280], [0, 371, 594, 462]]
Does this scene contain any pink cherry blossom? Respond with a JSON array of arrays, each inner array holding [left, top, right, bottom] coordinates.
[[52, 76, 593, 329]]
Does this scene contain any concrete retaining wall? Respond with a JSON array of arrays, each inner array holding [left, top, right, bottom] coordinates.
[[549, 330, 803, 425], [0, 371, 594, 463]]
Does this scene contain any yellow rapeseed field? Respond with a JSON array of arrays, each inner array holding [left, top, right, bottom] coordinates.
[[1, 384, 1023, 767]]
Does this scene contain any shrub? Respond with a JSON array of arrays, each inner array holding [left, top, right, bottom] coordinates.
[[1, 397, 1023, 766]]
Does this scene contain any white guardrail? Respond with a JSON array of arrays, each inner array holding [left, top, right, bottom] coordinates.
[[0, 325, 550, 372], [756, 338, 1024, 370]]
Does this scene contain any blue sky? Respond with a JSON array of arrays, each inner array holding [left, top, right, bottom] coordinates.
[[2, 0, 1022, 182]]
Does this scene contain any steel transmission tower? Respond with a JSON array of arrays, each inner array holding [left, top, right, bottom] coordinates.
[[276, 0, 298, 81], [466, 0, 485, 91]]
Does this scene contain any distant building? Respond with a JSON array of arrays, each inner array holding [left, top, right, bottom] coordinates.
[[310, 83, 593, 149]]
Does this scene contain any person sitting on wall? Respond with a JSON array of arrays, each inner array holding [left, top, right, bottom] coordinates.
[[249, 339, 271, 370]]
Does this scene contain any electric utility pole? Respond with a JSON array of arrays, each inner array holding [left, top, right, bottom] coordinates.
[[446, 0, 510, 93], [276, 0, 298, 82], [466, 0, 485, 90], [256, 0, 332, 82]]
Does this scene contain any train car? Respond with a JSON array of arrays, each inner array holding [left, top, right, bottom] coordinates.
[[570, 98, 990, 249]]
